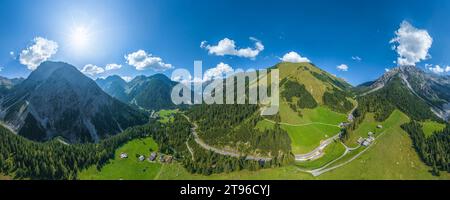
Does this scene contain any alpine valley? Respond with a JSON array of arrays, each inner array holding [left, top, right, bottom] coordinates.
[[0, 61, 449, 180]]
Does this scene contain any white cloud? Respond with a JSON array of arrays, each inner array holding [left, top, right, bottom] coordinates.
[[352, 56, 362, 61], [428, 65, 450, 74], [125, 50, 173, 71], [280, 51, 310, 63], [105, 63, 122, 71], [203, 62, 234, 81], [336, 64, 349, 71], [390, 21, 432, 66], [172, 63, 234, 84], [171, 75, 203, 85], [19, 37, 58, 70], [81, 64, 105, 76], [201, 37, 264, 59], [428, 65, 445, 74], [120, 76, 133, 82]]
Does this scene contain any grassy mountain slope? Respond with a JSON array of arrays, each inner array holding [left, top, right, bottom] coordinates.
[[187, 62, 355, 158], [152, 110, 449, 180]]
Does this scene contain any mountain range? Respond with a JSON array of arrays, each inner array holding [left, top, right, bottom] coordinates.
[[96, 73, 178, 111], [0, 60, 449, 144], [0, 61, 148, 143], [0, 60, 449, 181], [358, 65, 450, 121]]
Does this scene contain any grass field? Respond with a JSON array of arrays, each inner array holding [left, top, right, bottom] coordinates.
[[79, 137, 161, 180], [154, 111, 450, 180], [279, 101, 347, 125], [326, 146, 365, 168], [295, 140, 346, 170], [79, 111, 450, 180], [259, 103, 346, 154], [283, 124, 341, 154], [345, 110, 405, 148], [317, 110, 450, 180], [420, 120, 446, 137], [77, 107, 450, 180], [257, 119, 341, 154], [158, 109, 178, 124]]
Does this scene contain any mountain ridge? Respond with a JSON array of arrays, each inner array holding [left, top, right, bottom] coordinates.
[[96, 73, 178, 111], [359, 65, 450, 120], [0, 61, 148, 143]]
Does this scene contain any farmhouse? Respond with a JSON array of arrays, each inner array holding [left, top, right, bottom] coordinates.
[[259, 159, 266, 167], [138, 155, 145, 161], [357, 137, 364, 145], [368, 131, 374, 136], [165, 155, 173, 163], [149, 152, 157, 161], [120, 152, 128, 159], [362, 140, 370, 146], [377, 125, 383, 129]]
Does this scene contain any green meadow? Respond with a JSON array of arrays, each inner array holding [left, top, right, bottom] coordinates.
[[295, 140, 346, 170], [420, 120, 446, 137], [258, 104, 346, 154], [283, 123, 341, 154], [344, 110, 405, 148], [79, 137, 161, 180], [79, 109, 450, 180], [157, 109, 178, 124]]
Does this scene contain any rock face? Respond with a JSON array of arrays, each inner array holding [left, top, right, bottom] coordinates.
[[96, 73, 178, 111], [364, 65, 450, 120], [0, 61, 148, 143], [95, 75, 129, 102]]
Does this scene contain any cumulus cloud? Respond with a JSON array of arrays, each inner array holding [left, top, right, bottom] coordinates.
[[81, 64, 105, 76], [105, 63, 122, 71], [428, 65, 450, 74], [352, 56, 362, 61], [390, 21, 432, 66], [19, 37, 58, 70], [201, 37, 264, 59], [125, 50, 173, 71], [203, 62, 234, 81], [336, 64, 349, 71], [172, 63, 234, 84], [120, 76, 133, 82], [280, 51, 310, 63]]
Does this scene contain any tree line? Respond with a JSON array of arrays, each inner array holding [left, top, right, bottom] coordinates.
[[401, 121, 450, 176]]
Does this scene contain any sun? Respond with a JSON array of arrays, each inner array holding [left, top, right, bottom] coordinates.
[[69, 25, 91, 50]]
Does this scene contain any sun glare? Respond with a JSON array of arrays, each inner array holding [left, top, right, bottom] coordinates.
[[69, 26, 90, 50]]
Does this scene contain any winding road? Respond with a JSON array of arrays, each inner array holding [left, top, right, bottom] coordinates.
[[262, 119, 342, 161], [182, 114, 272, 161], [294, 134, 340, 161]]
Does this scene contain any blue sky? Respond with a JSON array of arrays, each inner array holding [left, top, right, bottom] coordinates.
[[0, 0, 449, 85]]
